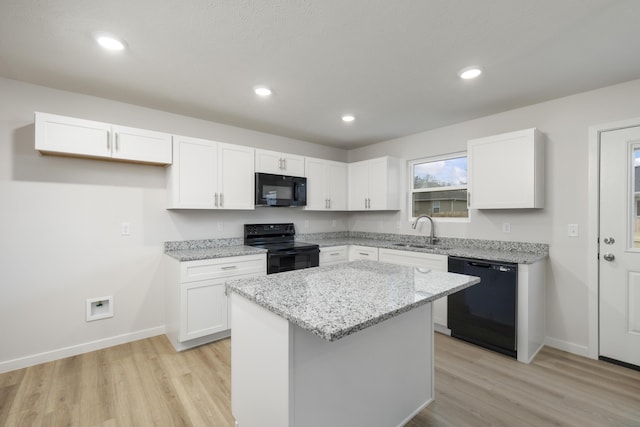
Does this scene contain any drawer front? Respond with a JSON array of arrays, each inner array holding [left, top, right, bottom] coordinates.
[[349, 245, 379, 261], [181, 254, 266, 282], [319, 246, 348, 265], [378, 248, 447, 271]]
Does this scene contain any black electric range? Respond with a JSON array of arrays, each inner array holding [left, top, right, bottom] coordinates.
[[244, 223, 320, 274]]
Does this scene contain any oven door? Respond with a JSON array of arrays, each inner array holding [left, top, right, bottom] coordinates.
[[267, 248, 319, 274]]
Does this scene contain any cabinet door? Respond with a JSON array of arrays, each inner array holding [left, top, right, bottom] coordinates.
[[281, 154, 305, 177], [305, 158, 328, 210], [378, 248, 448, 327], [348, 161, 369, 210], [218, 143, 255, 210], [111, 125, 172, 164], [255, 149, 284, 174], [168, 136, 218, 209], [35, 112, 111, 158], [367, 158, 389, 210], [468, 128, 544, 209], [327, 161, 348, 210], [180, 280, 228, 341]]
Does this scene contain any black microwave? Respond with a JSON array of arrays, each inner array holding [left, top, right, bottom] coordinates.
[[255, 173, 307, 207]]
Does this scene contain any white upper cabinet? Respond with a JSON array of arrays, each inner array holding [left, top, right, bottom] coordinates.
[[468, 128, 545, 209], [305, 157, 348, 211], [348, 156, 401, 211], [218, 142, 255, 209], [167, 136, 254, 210], [255, 149, 305, 177], [35, 112, 172, 164]]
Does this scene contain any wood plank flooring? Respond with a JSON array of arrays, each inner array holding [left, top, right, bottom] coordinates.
[[1, 333, 639, 426]]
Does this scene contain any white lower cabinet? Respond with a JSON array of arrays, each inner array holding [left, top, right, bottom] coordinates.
[[349, 245, 379, 261], [378, 248, 448, 330], [319, 246, 348, 266], [165, 253, 266, 351]]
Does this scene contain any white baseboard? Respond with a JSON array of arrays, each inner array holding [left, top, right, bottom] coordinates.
[[543, 336, 590, 358], [0, 325, 166, 374]]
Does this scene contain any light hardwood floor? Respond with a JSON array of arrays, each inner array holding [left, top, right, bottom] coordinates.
[[1, 333, 639, 426]]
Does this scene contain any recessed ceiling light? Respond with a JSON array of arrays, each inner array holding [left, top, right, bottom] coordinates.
[[94, 32, 126, 51], [458, 66, 483, 80], [341, 114, 355, 122], [254, 86, 272, 97]]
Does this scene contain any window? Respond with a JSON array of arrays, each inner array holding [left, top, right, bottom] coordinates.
[[410, 153, 468, 219]]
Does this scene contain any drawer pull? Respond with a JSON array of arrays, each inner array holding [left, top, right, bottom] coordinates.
[[221, 265, 238, 270], [359, 252, 369, 256], [329, 253, 340, 256]]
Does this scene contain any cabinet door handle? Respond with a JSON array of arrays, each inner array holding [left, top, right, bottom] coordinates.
[[115, 133, 119, 152], [106, 131, 111, 151], [279, 158, 283, 170], [329, 252, 340, 256], [283, 158, 287, 170], [467, 191, 471, 208], [328, 198, 331, 209], [214, 193, 218, 207], [220, 193, 224, 207], [221, 265, 238, 270], [359, 252, 369, 256]]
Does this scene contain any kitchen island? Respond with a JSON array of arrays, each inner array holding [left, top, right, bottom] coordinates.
[[226, 260, 479, 427]]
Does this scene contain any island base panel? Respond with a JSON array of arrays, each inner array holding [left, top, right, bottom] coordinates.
[[231, 294, 434, 427]]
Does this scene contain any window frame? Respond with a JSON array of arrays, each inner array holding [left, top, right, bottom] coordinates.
[[408, 151, 470, 223]]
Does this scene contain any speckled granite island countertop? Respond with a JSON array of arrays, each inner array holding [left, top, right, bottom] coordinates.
[[226, 260, 480, 342]]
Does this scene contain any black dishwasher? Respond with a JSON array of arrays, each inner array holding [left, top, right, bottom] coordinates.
[[448, 256, 517, 358]]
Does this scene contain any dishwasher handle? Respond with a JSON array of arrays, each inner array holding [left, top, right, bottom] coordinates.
[[468, 261, 493, 268]]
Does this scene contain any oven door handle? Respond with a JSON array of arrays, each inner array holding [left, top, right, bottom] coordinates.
[[269, 249, 319, 257]]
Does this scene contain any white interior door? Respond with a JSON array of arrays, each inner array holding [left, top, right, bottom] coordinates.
[[599, 125, 640, 367]]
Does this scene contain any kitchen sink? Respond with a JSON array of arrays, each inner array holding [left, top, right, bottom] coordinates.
[[391, 243, 451, 250]]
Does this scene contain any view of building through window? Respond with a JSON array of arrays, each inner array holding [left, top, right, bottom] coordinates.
[[411, 154, 468, 218]]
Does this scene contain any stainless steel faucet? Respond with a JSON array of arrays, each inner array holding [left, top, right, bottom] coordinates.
[[412, 214, 436, 245]]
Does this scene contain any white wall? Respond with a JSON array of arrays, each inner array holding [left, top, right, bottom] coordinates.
[[348, 78, 640, 356], [0, 77, 348, 371]]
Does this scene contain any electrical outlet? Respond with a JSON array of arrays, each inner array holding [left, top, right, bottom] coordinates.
[[502, 223, 511, 233], [217, 222, 224, 231], [331, 219, 337, 227], [568, 224, 579, 237], [304, 220, 309, 228], [121, 222, 131, 236]]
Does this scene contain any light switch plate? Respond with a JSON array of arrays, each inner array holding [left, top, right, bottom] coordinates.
[[502, 223, 511, 233], [121, 222, 131, 236]]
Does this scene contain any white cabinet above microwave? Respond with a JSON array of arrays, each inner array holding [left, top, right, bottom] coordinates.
[[255, 149, 305, 177]]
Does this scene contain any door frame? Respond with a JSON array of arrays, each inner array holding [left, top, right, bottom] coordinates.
[[587, 116, 640, 360]]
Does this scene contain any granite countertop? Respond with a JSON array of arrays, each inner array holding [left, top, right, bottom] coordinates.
[[163, 232, 548, 264], [164, 245, 266, 262], [299, 236, 547, 264], [163, 237, 266, 261], [226, 260, 480, 342]]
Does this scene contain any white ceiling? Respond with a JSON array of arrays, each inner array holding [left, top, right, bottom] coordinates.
[[2, 0, 640, 149]]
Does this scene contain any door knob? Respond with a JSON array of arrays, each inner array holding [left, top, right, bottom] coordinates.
[[603, 253, 615, 261], [603, 237, 615, 245]]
